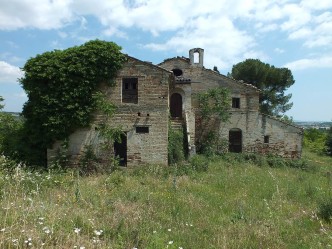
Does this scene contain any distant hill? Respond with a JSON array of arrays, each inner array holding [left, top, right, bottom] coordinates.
[[295, 121, 331, 130]]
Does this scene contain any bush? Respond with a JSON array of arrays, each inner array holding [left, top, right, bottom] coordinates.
[[168, 125, 186, 165], [318, 198, 332, 223], [326, 126, 332, 156], [189, 155, 209, 172]]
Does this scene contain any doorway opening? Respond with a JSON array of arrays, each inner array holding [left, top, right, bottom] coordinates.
[[229, 128, 242, 153], [114, 133, 127, 166], [170, 93, 183, 118]]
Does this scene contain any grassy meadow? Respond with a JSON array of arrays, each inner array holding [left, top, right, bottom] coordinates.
[[1, 150, 332, 248]]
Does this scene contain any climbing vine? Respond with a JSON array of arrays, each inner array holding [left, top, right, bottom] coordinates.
[[20, 40, 126, 166], [196, 87, 231, 155]]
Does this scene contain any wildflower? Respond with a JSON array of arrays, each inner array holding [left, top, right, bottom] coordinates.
[[167, 228, 171, 232], [24, 238, 32, 246], [0, 228, 5, 232], [168, 241, 174, 244], [43, 226, 51, 234], [179, 247, 183, 249], [74, 228, 81, 234], [94, 229, 103, 236], [153, 230, 157, 234]]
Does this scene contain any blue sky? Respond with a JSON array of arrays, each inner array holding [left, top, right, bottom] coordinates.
[[0, 0, 331, 121]]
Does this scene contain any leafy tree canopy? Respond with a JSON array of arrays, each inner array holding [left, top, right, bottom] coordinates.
[[20, 40, 126, 166], [230, 59, 295, 117]]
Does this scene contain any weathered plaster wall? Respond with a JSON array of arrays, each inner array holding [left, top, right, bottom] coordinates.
[[159, 54, 303, 158], [220, 112, 303, 158]]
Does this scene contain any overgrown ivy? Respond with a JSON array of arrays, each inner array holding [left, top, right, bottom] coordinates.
[[19, 40, 126, 166], [196, 87, 231, 155]]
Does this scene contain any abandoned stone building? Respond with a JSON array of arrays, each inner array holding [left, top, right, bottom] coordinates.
[[47, 48, 303, 167]]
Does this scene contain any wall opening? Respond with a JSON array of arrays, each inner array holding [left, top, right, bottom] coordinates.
[[264, 135, 270, 144], [122, 77, 138, 104], [114, 133, 127, 166], [170, 93, 183, 118], [194, 52, 199, 64], [232, 97, 240, 108], [172, 68, 183, 77], [229, 128, 242, 153], [136, 126, 149, 133]]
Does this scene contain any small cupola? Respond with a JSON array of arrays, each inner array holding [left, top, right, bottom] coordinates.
[[189, 48, 204, 67]]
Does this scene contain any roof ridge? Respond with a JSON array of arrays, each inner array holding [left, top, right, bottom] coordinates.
[[262, 113, 303, 130]]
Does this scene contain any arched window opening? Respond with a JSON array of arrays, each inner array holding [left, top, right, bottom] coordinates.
[[194, 52, 199, 64]]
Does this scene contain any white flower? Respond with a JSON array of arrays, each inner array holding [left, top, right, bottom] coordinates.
[[74, 228, 81, 234], [168, 241, 174, 244], [179, 247, 183, 249], [167, 228, 171, 232], [0, 228, 5, 232], [94, 229, 103, 236], [153, 230, 157, 234], [43, 227, 51, 234]]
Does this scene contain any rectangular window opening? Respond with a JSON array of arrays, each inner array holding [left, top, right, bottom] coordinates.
[[122, 78, 138, 104], [232, 97, 240, 108], [136, 126, 149, 134], [264, 135, 270, 144]]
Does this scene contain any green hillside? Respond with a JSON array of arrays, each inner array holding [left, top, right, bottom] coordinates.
[[1, 150, 332, 248]]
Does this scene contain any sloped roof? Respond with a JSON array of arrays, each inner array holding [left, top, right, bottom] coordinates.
[[126, 55, 173, 75], [262, 113, 303, 131]]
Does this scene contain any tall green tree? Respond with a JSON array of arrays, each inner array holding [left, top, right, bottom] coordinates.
[[0, 96, 24, 161], [19, 40, 126, 166], [326, 125, 332, 156], [230, 59, 295, 117]]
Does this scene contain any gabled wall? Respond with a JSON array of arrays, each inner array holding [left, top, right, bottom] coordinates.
[[48, 56, 172, 167], [159, 50, 303, 158]]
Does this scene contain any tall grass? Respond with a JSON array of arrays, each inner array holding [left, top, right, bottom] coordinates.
[[1, 151, 332, 248]]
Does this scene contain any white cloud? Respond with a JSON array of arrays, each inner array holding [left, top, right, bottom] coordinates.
[[0, 61, 23, 84], [1, 0, 332, 71], [284, 55, 332, 71], [274, 48, 285, 54], [0, 0, 73, 30]]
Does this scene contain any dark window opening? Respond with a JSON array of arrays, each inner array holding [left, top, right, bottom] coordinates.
[[229, 129, 242, 153], [114, 133, 127, 166], [232, 97, 240, 108], [264, 135, 270, 144], [136, 126, 149, 133], [122, 78, 138, 104], [172, 68, 183, 77]]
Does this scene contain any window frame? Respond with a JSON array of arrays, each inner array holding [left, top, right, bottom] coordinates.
[[122, 77, 138, 104]]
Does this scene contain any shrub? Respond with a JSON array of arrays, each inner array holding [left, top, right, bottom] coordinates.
[[318, 198, 332, 223], [189, 154, 209, 172], [168, 125, 186, 165]]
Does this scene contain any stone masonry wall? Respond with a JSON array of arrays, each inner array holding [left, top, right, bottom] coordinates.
[[48, 57, 172, 167]]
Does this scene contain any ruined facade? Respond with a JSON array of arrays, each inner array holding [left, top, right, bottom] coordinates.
[[47, 49, 303, 167]]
